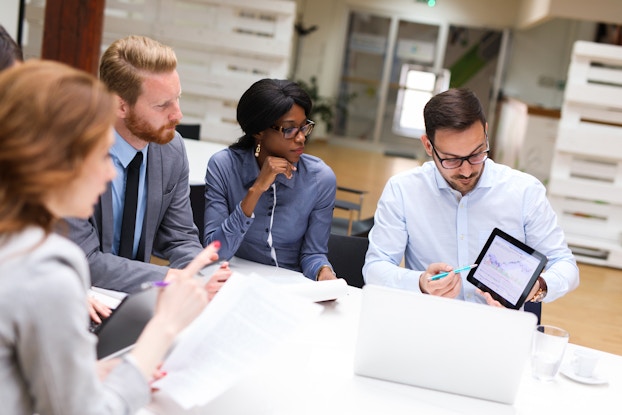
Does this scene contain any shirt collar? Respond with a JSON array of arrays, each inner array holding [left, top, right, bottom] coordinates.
[[111, 129, 149, 168], [432, 158, 494, 194]]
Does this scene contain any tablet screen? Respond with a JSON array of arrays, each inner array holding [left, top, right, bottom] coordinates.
[[466, 228, 547, 309]]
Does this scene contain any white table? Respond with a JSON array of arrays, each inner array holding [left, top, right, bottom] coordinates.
[[143, 260, 622, 414], [183, 138, 227, 185]]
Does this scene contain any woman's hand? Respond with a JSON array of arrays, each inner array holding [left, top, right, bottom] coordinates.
[[155, 242, 221, 329], [254, 156, 297, 191], [241, 156, 297, 217], [317, 266, 338, 281], [96, 358, 121, 381]]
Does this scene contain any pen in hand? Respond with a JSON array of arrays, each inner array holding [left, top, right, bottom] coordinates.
[[140, 281, 170, 290], [428, 264, 478, 281]]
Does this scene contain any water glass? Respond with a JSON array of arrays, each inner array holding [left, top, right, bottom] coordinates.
[[531, 325, 569, 381]]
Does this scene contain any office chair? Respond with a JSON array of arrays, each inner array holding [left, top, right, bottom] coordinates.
[[176, 123, 201, 140], [189, 184, 205, 244], [327, 233, 369, 289], [331, 186, 374, 237], [524, 301, 542, 325]]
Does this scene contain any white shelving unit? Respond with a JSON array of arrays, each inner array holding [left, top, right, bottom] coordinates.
[[548, 41, 622, 268], [23, 0, 296, 145]]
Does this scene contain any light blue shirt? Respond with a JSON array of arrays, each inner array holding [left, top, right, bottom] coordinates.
[[363, 159, 579, 304], [110, 131, 148, 258], [204, 147, 336, 280]]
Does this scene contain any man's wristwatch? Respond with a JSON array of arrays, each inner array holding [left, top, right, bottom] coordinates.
[[530, 276, 548, 302]]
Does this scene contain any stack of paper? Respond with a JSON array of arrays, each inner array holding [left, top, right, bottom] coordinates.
[[152, 273, 323, 409]]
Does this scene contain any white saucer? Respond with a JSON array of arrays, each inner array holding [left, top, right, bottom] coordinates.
[[560, 365, 608, 385]]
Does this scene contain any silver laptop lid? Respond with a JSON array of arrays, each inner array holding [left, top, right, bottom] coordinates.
[[354, 284, 536, 404]]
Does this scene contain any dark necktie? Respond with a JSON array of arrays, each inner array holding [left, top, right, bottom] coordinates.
[[118, 151, 143, 259]]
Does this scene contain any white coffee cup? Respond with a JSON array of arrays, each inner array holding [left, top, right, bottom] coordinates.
[[572, 349, 599, 378]]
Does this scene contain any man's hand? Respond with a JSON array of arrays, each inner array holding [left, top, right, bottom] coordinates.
[[476, 289, 503, 307], [205, 261, 232, 301], [419, 263, 462, 298], [88, 296, 111, 323]]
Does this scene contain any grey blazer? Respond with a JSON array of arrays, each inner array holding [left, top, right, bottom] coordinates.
[[65, 133, 203, 293]]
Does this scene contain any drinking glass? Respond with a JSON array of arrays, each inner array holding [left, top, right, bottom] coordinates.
[[531, 325, 569, 381]]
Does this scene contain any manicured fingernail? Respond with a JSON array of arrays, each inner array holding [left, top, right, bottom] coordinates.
[[213, 241, 221, 248]]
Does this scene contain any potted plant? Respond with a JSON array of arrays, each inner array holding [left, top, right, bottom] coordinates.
[[296, 76, 356, 139]]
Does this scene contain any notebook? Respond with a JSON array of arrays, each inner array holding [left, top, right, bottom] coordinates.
[[94, 287, 158, 359], [354, 284, 536, 404]]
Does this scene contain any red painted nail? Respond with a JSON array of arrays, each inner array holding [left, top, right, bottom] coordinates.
[[213, 241, 221, 248]]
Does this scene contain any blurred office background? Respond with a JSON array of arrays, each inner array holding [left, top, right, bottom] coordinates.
[[1, 0, 621, 354]]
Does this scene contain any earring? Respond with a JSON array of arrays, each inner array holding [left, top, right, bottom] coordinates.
[[254, 143, 261, 158]]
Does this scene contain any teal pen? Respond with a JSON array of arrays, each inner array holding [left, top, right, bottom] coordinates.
[[428, 264, 478, 281]]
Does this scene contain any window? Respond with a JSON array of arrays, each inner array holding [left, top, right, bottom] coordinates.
[[393, 65, 450, 138]]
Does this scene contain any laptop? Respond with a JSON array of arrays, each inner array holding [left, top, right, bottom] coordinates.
[[354, 285, 536, 404], [93, 287, 158, 359]]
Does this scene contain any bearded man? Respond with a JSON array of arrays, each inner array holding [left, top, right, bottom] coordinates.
[[65, 36, 217, 294]]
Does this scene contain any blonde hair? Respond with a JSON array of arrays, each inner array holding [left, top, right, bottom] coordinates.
[[0, 60, 115, 235], [99, 35, 177, 105]]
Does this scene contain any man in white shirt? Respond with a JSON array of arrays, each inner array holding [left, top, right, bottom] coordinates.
[[363, 88, 579, 306]]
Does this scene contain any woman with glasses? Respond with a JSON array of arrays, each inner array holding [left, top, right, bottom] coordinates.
[[364, 88, 578, 306], [203, 79, 338, 281]]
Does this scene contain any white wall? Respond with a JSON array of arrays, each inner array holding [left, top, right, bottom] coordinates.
[[0, 0, 20, 39], [293, 0, 606, 110], [293, 0, 522, 108], [503, 19, 596, 108], [516, 0, 622, 29]]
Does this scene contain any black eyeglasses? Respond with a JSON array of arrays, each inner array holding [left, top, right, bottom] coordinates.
[[431, 137, 489, 169], [270, 120, 315, 140]]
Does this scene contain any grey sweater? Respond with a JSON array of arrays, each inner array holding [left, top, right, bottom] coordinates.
[[0, 227, 150, 414]]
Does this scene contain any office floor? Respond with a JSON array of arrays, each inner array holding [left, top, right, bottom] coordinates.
[[306, 139, 622, 356]]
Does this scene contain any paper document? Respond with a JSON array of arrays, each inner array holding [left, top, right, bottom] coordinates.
[[88, 287, 126, 309], [259, 272, 348, 302], [153, 273, 323, 409], [202, 257, 349, 303]]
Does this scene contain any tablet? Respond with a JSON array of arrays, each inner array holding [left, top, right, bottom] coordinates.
[[466, 228, 547, 309]]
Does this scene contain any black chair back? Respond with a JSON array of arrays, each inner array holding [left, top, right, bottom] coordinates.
[[189, 185, 205, 244], [327, 233, 369, 288], [176, 123, 201, 140]]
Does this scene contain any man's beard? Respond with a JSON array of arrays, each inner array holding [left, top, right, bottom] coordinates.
[[125, 108, 178, 145]]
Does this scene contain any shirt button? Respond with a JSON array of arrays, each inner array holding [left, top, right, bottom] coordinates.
[[265, 228, 269, 232], [267, 212, 272, 216]]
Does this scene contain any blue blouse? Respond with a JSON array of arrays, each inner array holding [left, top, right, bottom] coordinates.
[[203, 147, 336, 280]]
